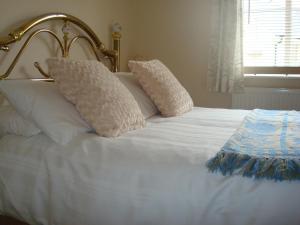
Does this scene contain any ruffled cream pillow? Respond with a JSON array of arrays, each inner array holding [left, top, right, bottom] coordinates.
[[47, 58, 146, 137], [128, 60, 193, 117]]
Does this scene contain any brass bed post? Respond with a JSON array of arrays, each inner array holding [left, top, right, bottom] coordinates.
[[112, 22, 122, 72], [0, 13, 118, 79]]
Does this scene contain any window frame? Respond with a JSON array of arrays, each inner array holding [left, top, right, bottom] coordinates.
[[244, 66, 300, 75], [243, 0, 300, 77]]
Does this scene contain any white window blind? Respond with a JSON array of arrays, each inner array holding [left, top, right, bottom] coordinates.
[[243, 0, 300, 76]]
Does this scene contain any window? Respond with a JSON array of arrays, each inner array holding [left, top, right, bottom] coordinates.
[[243, 0, 300, 77]]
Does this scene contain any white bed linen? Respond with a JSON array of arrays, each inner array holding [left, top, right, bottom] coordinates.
[[0, 107, 300, 225]]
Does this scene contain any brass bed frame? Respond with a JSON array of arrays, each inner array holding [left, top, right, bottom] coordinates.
[[0, 12, 120, 80], [0, 12, 121, 225]]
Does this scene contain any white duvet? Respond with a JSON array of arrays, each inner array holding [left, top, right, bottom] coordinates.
[[0, 108, 300, 225]]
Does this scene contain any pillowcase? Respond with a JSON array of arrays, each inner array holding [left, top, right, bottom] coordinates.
[[115, 72, 158, 119], [0, 105, 41, 137], [128, 60, 194, 117], [47, 58, 146, 137], [0, 80, 92, 145]]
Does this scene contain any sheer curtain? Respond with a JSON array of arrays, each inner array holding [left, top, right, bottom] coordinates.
[[207, 0, 244, 93]]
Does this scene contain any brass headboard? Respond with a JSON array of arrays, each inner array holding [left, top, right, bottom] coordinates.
[[0, 13, 119, 80]]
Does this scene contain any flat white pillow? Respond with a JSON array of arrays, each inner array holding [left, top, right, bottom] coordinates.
[[0, 80, 92, 145], [0, 105, 41, 137], [115, 72, 158, 119]]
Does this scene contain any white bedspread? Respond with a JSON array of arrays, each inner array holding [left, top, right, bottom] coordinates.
[[0, 108, 300, 225]]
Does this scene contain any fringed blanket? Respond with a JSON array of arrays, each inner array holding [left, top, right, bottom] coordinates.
[[206, 109, 300, 181]]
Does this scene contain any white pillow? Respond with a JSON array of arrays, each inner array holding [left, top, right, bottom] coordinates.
[[0, 105, 41, 137], [0, 80, 92, 145], [115, 72, 158, 119]]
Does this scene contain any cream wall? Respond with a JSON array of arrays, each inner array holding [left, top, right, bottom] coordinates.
[[0, 0, 136, 78], [2, 0, 298, 108], [130, 0, 300, 107], [0, 0, 232, 108], [131, 0, 232, 108]]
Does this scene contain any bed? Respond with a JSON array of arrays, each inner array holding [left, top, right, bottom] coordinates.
[[0, 13, 300, 225]]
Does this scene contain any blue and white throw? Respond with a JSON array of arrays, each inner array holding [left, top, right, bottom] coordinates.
[[206, 109, 300, 181]]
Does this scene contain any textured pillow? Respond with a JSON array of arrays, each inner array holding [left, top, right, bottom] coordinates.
[[47, 58, 146, 137], [0, 80, 92, 145], [115, 72, 158, 119], [128, 60, 194, 117], [0, 105, 41, 137]]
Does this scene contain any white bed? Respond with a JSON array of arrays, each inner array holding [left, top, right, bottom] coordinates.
[[1, 107, 300, 225], [1, 13, 300, 225]]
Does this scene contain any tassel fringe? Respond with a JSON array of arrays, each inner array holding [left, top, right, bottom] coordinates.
[[206, 151, 300, 181]]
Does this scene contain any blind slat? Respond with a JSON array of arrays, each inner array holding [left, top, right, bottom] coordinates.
[[243, 0, 300, 68]]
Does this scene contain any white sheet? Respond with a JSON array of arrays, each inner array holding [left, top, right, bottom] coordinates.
[[0, 107, 300, 225]]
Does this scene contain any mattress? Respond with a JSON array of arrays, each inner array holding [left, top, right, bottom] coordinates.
[[0, 107, 300, 225]]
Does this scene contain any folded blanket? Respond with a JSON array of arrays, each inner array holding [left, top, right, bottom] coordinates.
[[206, 109, 300, 181]]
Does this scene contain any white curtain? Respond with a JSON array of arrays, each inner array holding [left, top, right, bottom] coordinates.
[[207, 0, 244, 93]]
